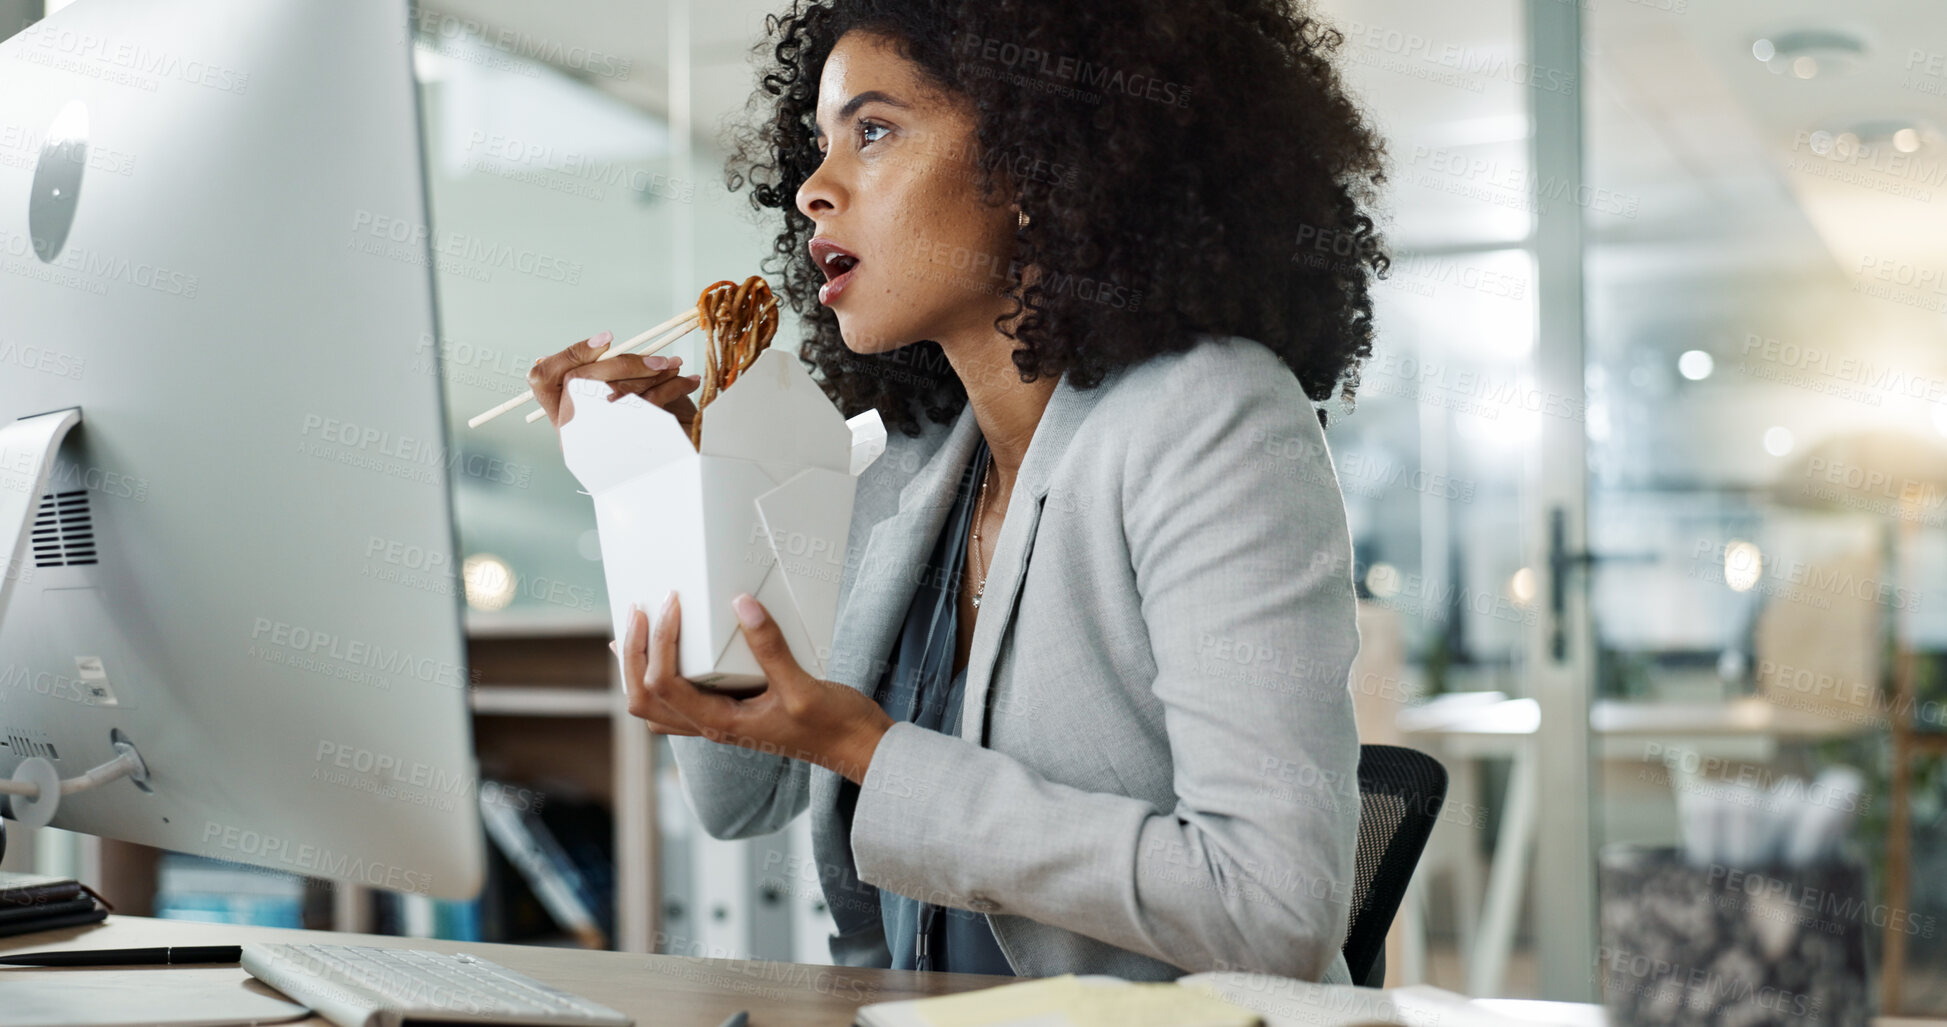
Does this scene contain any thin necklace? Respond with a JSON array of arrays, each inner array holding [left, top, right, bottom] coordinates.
[[969, 451, 994, 609]]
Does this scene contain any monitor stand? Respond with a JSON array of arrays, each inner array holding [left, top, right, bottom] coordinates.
[[0, 408, 151, 836], [0, 412, 293, 1027]]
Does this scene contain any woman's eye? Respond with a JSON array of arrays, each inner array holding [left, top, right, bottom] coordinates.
[[858, 120, 888, 146]]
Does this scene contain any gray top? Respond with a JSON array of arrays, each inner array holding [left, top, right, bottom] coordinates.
[[870, 434, 1014, 975]]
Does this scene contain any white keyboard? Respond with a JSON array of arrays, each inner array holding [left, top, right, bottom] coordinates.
[[240, 942, 634, 1027]]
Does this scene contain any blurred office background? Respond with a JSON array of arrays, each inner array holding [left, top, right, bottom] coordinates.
[[9, 0, 1945, 1013]]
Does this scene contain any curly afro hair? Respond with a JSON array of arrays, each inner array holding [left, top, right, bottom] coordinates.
[[724, 0, 1389, 437]]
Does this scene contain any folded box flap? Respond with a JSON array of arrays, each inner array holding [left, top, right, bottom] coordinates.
[[847, 408, 886, 477], [750, 466, 858, 679], [558, 378, 695, 494], [700, 349, 851, 474]]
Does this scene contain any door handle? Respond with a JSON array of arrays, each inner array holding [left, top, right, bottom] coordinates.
[[1547, 506, 1656, 661]]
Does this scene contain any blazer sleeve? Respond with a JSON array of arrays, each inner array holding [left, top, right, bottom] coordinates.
[[848, 342, 1363, 979], [666, 734, 810, 840]]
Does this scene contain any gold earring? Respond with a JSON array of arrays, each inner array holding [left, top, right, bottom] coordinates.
[[1017, 209, 1031, 229]]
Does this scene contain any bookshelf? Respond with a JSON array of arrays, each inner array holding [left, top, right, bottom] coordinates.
[[463, 610, 660, 953]]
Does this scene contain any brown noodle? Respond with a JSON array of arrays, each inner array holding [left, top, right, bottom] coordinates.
[[687, 276, 779, 449]]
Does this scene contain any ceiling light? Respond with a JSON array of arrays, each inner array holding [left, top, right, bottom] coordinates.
[[1678, 350, 1715, 380], [1510, 567, 1537, 607], [1763, 426, 1795, 457], [463, 553, 517, 611], [1724, 540, 1762, 593]]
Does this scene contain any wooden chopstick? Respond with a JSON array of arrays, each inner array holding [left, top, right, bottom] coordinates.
[[466, 308, 700, 429], [519, 316, 702, 423], [517, 297, 778, 425]]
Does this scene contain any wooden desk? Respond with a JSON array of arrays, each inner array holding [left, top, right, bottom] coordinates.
[[13, 913, 1944, 1026], [0, 914, 1006, 1026]]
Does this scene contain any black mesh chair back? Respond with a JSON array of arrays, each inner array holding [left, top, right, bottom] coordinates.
[[1341, 744, 1448, 987]]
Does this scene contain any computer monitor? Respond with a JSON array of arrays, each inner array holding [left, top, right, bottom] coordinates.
[[0, 0, 484, 899]]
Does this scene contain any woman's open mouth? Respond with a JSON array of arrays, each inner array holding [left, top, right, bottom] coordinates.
[[809, 237, 862, 305]]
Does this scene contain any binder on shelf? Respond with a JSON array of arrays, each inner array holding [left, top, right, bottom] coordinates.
[[478, 782, 606, 949]]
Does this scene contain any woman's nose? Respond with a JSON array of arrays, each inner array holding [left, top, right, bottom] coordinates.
[[797, 160, 842, 219]]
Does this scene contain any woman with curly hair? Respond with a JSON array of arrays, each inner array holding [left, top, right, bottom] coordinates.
[[530, 0, 1388, 984]]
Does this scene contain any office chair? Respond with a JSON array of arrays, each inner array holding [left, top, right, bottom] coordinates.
[[1341, 744, 1449, 988]]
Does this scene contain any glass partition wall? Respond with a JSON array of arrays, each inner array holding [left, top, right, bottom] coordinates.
[[418, 0, 1947, 1008]]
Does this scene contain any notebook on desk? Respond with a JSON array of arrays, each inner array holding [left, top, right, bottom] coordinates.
[[854, 974, 1262, 1027], [0, 871, 86, 906], [0, 871, 112, 938], [853, 970, 1518, 1027]]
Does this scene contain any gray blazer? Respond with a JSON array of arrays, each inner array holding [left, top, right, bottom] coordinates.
[[668, 334, 1362, 984]]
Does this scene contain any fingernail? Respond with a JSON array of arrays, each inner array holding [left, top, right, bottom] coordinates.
[[647, 356, 669, 370], [630, 601, 642, 619], [593, 330, 613, 346], [733, 593, 764, 629], [608, 640, 618, 654], [661, 589, 678, 617]]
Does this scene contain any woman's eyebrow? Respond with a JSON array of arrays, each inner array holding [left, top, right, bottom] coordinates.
[[811, 90, 910, 140]]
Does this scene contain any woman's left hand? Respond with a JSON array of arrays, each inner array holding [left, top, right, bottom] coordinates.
[[615, 590, 894, 785]]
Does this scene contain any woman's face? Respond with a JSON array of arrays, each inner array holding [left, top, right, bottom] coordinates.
[[796, 30, 1018, 356]]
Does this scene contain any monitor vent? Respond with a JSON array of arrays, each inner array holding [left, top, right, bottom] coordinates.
[[32, 490, 96, 567], [6, 735, 57, 760]]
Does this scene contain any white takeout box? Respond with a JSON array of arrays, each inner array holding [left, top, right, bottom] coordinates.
[[560, 348, 887, 690]]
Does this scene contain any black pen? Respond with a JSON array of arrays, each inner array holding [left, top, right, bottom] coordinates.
[[0, 945, 242, 966]]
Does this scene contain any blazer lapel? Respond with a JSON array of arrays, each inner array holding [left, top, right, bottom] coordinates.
[[826, 368, 1110, 738], [828, 403, 981, 701], [955, 374, 1107, 744]]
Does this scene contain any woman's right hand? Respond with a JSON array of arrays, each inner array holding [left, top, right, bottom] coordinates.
[[526, 330, 703, 430]]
